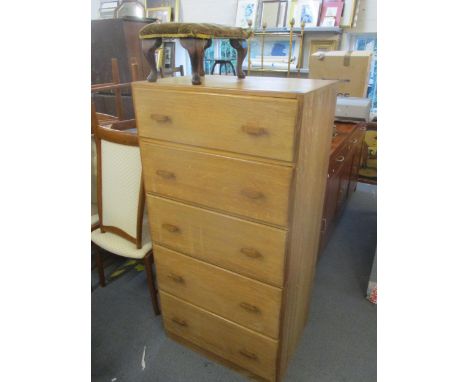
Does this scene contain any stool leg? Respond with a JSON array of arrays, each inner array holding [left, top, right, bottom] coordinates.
[[200, 39, 211, 77], [180, 38, 210, 85], [210, 62, 216, 75], [229, 39, 248, 79], [142, 38, 163, 82]]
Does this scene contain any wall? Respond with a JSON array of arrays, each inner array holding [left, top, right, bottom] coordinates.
[[90, 0, 377, 73]]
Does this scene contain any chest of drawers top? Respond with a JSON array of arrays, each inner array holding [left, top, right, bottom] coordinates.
[[132, 76, 337, 163]]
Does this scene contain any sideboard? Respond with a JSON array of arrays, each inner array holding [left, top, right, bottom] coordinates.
[[319, 121, 366, 254]]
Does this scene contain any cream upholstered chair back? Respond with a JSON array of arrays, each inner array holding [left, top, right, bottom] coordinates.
[[94, 121, 146, 249]]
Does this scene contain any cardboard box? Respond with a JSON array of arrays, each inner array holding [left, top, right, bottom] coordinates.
[[309, 51, 372, 97]]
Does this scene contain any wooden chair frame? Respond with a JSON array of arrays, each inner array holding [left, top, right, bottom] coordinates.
[[91, 98, 160, 316]]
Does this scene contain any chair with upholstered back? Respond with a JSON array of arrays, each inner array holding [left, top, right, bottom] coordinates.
[[91, 109, 159, 315]]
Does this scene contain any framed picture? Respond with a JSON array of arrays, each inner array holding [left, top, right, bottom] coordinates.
[[146, 6, 172, 22], [319, 1, 343, 26], [340, 0, 358, 28], [145, 0, 180, 22], [250, 38, 299, 69], [235, 0, 259, 28], [309, 39, 338, 54], [258, 0, 289, 28], [292, 0, 322, 28]]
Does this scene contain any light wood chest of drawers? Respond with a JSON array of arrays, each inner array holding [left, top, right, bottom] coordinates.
[[133, 76, 337, 381]]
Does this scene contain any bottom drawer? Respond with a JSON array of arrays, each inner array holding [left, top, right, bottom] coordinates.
[[160, 291, 278, 381]]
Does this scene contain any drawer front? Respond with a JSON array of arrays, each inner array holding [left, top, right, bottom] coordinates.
[[134, 88, 298, 161], [155, 246, 282, 339], [141, 141, 293, 227], [147, 195, 287, 287], [161, 292, 278, 381]]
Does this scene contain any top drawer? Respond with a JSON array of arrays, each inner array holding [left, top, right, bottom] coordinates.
[[133, 88, 298, 162]]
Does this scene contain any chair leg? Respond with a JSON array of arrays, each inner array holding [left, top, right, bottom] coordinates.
[[94, 246, 106, 287], [143, 252, 160, 316]]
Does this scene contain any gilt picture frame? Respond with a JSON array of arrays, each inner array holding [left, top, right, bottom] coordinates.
[[146, 6, 172, 22], [309, 39, 338, 55], [340, 0, 358, 28]]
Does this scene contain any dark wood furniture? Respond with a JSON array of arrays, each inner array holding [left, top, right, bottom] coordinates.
[[92, 18, 152, 86], [319, 121, 367, 254]]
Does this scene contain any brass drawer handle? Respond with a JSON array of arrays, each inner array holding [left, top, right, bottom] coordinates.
[[167, 273, 185, 284], [242, 125, 268, 136], [239, 349, 258, 360], [241, 189, 264, 200], [335, 156, 345, 163], [162, 223, 180, 233], [156, 169, 176, 179], [171, 317, 187, 327], [240, 247, 263, 259], [239, 302, 261, 314], [351, 138, 358, 144], [150, 113, 171, 123]]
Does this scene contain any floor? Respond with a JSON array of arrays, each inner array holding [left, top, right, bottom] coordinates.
[[92, 183, 377, 382]]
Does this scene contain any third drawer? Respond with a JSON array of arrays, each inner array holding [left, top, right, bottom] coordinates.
[[147, 195, 287, 287]]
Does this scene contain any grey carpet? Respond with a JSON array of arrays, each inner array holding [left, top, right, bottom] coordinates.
[[92, 183, 377, 382]]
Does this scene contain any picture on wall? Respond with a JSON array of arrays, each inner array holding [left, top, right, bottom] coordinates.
[[292, 0, 322, 27], [146, 6, 172, 22], [319, 1, 343, 26], [145, 0, 180, 22], [250, 39, 298, 69], [340, 0, 358, 27], [235, 0, 259, 28]]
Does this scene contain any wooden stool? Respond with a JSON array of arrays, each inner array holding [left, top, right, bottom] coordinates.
[[139, 23, 251, 85]]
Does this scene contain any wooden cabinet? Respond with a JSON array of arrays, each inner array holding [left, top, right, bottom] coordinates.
[[319, 122, 366, 254], [133, 76, 337, 381], [91, 18, 151, 86]]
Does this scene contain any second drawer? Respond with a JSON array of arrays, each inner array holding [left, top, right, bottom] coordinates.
[[147, 195, 287, 287], [155, 245, 282, 339], [141, 141, 293, 227]]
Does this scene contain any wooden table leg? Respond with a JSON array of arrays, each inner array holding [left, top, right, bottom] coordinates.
[[142, 38, 163, 82], [180, 38, 210, 85], [229, 39, 248, 79]]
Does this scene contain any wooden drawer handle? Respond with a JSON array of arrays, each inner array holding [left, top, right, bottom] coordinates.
[[167, 273, 185, 284], [242, 125, 268, 136], [150, 113, 171, 123], [241, 189, 264, 200], [162, 223, 180, 233], [171, 317, 187, 327], [156, 169, 176, 179], [239, 349, 258, 360], [335, 156, 345, 163], [240, 247, 263, 259], [239, 302, 261, 314]]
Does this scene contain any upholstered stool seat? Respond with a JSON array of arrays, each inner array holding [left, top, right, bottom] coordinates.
[[139, 22, 252, 40], [139, 22, 251, 85]]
